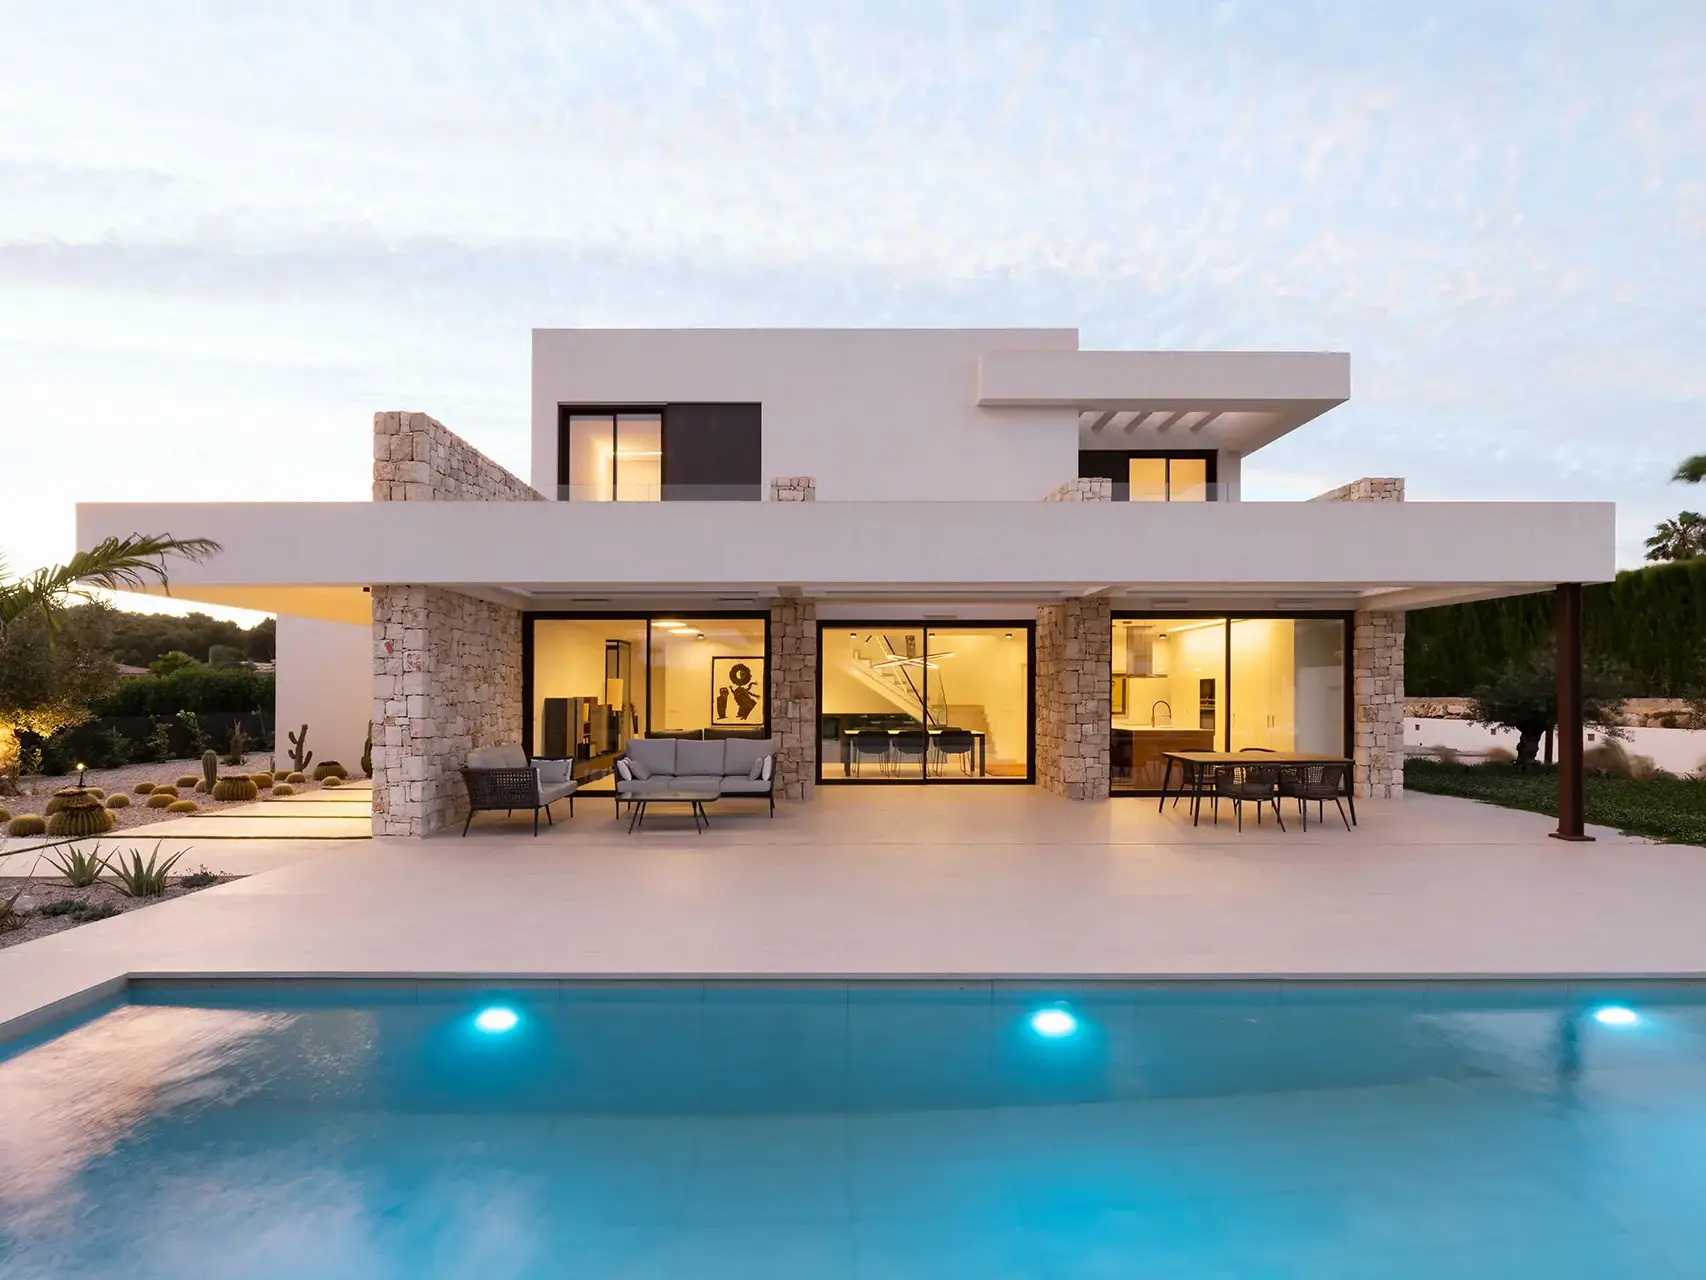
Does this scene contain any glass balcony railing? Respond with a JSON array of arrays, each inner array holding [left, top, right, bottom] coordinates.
[[550, 481, 1245, 503]]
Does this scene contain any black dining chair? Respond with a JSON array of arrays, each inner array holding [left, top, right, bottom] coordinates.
[[848, 733, 892, 777], [890, 731, 929, 777], [932, 730, 977, 776], [1209, 764, 1286, 832], [1280, 763, 1352, 831]]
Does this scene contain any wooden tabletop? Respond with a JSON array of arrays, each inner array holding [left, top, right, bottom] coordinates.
[[1162, 751, 1350, 766]]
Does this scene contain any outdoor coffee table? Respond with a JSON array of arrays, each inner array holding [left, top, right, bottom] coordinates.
[[626, 786, 720, 834]]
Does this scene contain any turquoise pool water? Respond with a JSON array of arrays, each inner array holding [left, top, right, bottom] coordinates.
[[3, 982, 1706, 1278]]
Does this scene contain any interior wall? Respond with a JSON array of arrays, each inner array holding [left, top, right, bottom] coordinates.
[[530, 620, 614, 742], [277, 613, 372, 774], [927, 630, 1029, 769]]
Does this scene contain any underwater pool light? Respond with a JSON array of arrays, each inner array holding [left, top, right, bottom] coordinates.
[[1592, 1005, 1639, 1027], [1029, 1007, 1079, 1038], [474, 1006, 520, 1033]]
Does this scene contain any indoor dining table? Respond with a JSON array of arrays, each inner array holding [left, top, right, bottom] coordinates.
[[1158, 751, 1357, 827]]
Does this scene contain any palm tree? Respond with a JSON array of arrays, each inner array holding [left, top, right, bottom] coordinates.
[[1677, 457, 1706, 485], [0, 534, 221, 636], [1644, 512, 1706, 562]]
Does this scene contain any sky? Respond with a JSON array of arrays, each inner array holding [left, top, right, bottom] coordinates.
[[2, 0, 1702, 621]]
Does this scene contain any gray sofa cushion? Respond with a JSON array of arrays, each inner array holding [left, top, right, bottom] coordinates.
[[676, 739, 727, 777], [538, 779, 578, 805], [619, 775, 722, 796], [533, 759, 572, 784], [724, 737, 778, 778], [468, 744, 527, 769], [626, 739, 676, 778], [718, 776, 771, 795], [670, 775, 726, 792]]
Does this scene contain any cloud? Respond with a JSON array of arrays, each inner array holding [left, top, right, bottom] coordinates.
[[0, 0, 1702, 578]]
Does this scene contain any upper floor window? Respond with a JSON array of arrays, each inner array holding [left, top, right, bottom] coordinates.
[[1079, 450, 1216, 502], [559, 404, 761, 501]]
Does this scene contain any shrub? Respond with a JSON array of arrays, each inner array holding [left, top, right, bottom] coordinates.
[[48, 844, 110, 888], [145, 792, 175, 808], [174, 709, 208, 756], [272, 783, 294, 796], [286, 772, 306, 784], [131, 718, 175, 765], [313, 761, 346, 782], [6, 814, 46, 837], [175, 774, 199, 789], [94, 668, 275, 718], [38, 899, 120, 923], [133, 781, 157, 795], [212, 776, 258, 802], [1585, 740, 1633, 777], [106, 845, 186, 897], [178, 866, 219, 890], [105, 793, 131, 809], [166, 799, 198, 813], [1483, 746, 1515, 763], [322, 775, 343, 788]]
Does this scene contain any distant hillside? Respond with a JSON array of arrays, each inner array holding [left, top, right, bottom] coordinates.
[[1406, 559, 1706, 697]]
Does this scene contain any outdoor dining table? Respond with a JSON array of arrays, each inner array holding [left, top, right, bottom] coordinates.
[[1158, 751, 1357, 827]]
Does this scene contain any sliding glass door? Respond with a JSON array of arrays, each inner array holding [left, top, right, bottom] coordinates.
[[818, 625, 1033, 784], [1229, 618, 1346, 755]]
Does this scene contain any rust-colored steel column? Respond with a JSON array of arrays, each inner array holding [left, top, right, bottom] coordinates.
[[1550, 582, 1593, 842]]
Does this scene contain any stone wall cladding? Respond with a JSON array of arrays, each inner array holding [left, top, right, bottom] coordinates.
[[770, 476, 817, 502], [1045, 478, 1113, 502], [371, 586, 524, 836], [1035, 597, 1112, 799], [769, 599, 818, 802], [1313, 476, 1405, 797], [373, 411, 542, 502]]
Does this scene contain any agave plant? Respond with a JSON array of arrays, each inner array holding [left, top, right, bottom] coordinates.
[[48, 843, 110, 887], [105, 843, 186, 898], [0, 886, 24, 933]]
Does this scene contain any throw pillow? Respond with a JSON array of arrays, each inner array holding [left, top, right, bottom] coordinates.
[[615, 759, 633, 782], [760, 755, 774, 782], [626, 756, 652, 781], [749, 755, 765, 781], [533, 759, 571, 784]]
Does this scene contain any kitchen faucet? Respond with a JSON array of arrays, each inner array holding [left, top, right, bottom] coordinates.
[[1150, 700, 1172, 728]]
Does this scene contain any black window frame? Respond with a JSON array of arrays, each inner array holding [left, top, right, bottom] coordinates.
[[1078, 449, 1218, 502], [556, 403, 762, 502]]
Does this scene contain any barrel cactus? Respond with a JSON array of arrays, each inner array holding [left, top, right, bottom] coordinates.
[[272, 783, 295, 796], [313, 761, 347, 782], [88, 788, 106, 800], [7, 814, 46, 837], [46, 790, 115, 838], [133, 781, 157, 795], [212, 776, 259, 802], [322, 775, 344, 788], [251, 772, 274, 789], [0, 805, 10, 823], [44, 789, 83, 816], [175, 774, 200, 789], [152, 783, 178, 798], [146, 792, 175, 808], [105, 793, 132, 809], [286, 772, 306, 784], [194, 779, 209, 793], [167, 799, 198, 813]]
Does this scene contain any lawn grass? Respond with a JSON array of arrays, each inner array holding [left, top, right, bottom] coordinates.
[[1405, 759, 1706, 845]]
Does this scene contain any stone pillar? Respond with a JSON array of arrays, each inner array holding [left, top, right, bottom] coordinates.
[[1045, 478, 1113, 502], [1312, 477, 1405, 798], [1035, 597, 1112, 799], [372, 587, 524, 836], [770, 476, 817, 502], [372, 410, 537, 835], [767, 598, 817, 802]]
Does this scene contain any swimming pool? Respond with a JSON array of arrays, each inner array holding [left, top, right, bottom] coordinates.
[[2, 980, 1704, 1278]]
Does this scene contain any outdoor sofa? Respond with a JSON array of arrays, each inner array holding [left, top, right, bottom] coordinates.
[[613, 736, 778, 816], [459, 744, 578, 836]]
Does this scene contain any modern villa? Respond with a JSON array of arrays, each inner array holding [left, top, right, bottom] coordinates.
[[77, 328, 1616, 835]]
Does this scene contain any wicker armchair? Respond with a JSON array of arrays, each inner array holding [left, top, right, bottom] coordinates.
[[459, 745, 577, 836], [1279, 763, 1352, 831]]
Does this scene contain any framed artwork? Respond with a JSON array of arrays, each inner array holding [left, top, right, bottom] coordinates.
[[711, 656, 765, 726]]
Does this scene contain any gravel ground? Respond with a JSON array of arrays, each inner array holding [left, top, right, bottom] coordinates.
[[0, 870, 241, 949], [0, 754, 352, 833]]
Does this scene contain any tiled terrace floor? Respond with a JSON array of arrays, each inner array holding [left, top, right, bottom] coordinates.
[[0, 786, 1700, 1034]]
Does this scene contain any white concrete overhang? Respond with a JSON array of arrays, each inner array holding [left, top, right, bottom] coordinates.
[[977, 350, 1351, 454], [79, 498, 1614, 624]]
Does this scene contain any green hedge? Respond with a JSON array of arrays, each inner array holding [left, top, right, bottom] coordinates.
[[1407, 559, 1706, 696], [1405, 759, 1706, 845], [92, 667, 275, 716]]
